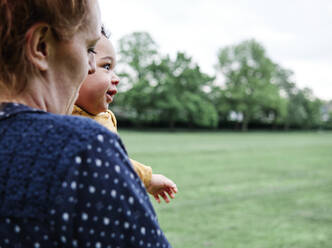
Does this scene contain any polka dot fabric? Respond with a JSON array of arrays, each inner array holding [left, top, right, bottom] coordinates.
[[0, 103, 171, 248]]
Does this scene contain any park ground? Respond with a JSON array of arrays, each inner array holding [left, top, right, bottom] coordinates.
[[119, 131, 332, 248]]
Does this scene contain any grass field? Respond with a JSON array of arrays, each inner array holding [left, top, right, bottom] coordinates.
[[119, 131, 332, 248]]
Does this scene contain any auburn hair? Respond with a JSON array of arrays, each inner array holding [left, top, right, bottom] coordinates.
[[0, 0, 90, 94]]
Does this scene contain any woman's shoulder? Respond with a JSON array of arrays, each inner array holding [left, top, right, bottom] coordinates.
[[0, 102, 123, 160], [27, 108, 119, 142]]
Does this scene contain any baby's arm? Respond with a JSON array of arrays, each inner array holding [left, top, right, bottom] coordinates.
[[148, 174, 178, 204], [130, 159, 152, 187], [130, 159, 178, 203]]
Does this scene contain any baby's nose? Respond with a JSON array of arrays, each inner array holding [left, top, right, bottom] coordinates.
[[111, 73, 120, 85]]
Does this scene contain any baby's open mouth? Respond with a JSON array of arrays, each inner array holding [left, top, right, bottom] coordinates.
[[107, 90, 117, 97], [106, 90, 117, 103]]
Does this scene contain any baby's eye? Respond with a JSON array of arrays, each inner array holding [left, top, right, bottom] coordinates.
[[103, 63, 111, 70]]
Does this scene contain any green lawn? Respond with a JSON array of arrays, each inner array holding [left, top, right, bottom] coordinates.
[[119, 131, 332, 248]]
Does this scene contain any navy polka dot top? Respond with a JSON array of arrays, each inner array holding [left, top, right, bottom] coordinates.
[[0, 103, 172, 248]]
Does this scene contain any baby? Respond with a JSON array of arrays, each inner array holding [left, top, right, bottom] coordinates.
[[73, 27, 177, 203]]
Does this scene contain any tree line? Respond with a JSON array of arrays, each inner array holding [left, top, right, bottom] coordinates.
[[112, 32, 332, 130]]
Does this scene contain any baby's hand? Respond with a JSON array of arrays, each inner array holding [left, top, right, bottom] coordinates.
[[147, 174, 178, 204]]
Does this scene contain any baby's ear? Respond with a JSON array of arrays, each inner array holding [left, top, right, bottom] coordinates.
[[25, 23, 53, 72]]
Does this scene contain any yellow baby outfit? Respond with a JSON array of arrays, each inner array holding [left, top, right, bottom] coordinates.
[[72, 105, 152, 188]]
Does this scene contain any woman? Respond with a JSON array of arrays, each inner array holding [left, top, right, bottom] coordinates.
[[0, 1, 171, 247]]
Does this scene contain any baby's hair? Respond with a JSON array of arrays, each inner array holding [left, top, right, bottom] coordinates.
[[101, 25, 111, 39]]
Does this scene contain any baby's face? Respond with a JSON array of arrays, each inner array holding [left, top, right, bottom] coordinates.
[[75, 36, 119, 115]]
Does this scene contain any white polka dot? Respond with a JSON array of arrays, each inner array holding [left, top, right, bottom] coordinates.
[[120, 195, 125, 200], [115, 165, 120, 173], [71, 181, 77, 190], [124, 222, 130, 229], [14, 225, 20, 233], [93, 172, 99, 178], [34, 242, 40, 248], [97, 134, 104, 142], [111, 189, 117, 198], [104, 174, 109, 179], [62, 182, 68, 188], [90, 229, 95, 235], [44, 235, 49, 240], [103, 217, 110, 225], [83, 171, 88, 176], [89, 186, 96, 194], [96, 242, 102, 248], [95, 159, 102, 167], [128, 196, 134, 204], [141, 227, 146, 235], [72, 240, 78, 247], [97, 147, 102, 153], [61, 236, 67, 243], [34, 226, 39, 232], [105, 162, 110, 167], [157, 229, 161, 236], [87, 144, 92, 150], [75, 156, 82, 164], [62, 212, 69, 222], [114, 220, 120, 226], [82, 213, 88, 221], [101, 189, 106, 195], [126, 210, 131, 216]]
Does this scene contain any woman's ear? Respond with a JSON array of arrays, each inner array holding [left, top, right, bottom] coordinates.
[[25, 23, 53, 72]]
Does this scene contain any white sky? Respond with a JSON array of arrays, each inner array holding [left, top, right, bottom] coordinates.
[[99, 0, 332, 100]]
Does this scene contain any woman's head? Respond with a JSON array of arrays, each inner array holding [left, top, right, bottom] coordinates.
[[75, 28, 120, 115], [0, 0, 101, 96]]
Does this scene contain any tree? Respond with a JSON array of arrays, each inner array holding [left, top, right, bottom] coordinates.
[[148, 52, 218, 128], [216, 39, 282, 131], [117, 32, 158, 83], [274, 66, 323, 129], [114, 32, 160, 125], [115, 32, 218, 128]]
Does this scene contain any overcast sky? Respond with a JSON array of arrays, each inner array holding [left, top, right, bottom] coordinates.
[[99, 0, 332, 100]]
